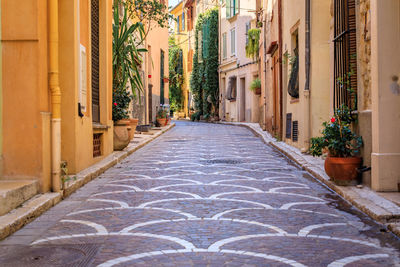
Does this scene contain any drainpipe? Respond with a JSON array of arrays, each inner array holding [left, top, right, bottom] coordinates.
[[302, 0, 311, 152], [49, 0, 61, 192], [278, 0, 283, 138], [263, 16, 267, 131]]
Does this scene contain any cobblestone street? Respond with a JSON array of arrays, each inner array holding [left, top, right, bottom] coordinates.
[[1, 121, 399, 266]]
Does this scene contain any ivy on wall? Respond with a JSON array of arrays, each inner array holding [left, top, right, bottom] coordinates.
[[190, 8, 219, 118], [168, 36, 184, 112]]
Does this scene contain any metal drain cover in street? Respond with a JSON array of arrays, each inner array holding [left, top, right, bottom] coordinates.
[[200, 159, 243, 164], [166, 139, 189, 143], [0, 244, 100, 267]]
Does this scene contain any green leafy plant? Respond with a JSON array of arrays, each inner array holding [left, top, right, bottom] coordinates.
[[169, 36, 184, 112], [309, 105, 363, 157], [245, 28, 261, 59], [156, 108, 168, 119], [190, 9, 219, 118], [112, 88, 132, 121], [250, 78, 261, 92], [60, 161, 77, 188], [190, 111, 201, 122]]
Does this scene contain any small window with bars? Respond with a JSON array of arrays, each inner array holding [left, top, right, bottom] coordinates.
[[292, 121, 298, 142], [93, 133, 102, 157]]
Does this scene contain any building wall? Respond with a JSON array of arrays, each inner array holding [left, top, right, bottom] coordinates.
[[1, 0, 49, 189], [171, 1, 190, 117], [0, 0, 114, 192], [219, 0, 260, 122], [370, 0, 400, 191], [145, 19, 169, 123]]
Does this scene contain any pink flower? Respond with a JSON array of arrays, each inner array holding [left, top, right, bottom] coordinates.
[[113, 102, 117, 106], [331, 117, 336, 123]]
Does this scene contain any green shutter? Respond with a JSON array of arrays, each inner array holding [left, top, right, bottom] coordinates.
[[234, 0, 238, 15], [226, 0, 231, 18]]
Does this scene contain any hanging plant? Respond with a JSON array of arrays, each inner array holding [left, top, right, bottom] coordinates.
[[245, 28, 261, 59]]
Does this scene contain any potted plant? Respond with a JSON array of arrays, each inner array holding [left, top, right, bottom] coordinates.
[[156, 109, 168, 126], [112, 0, 147, 150], [250, 78, 261, 95], [309, 105, 363, 185], [112, 89, 132, 150], [163, 76, 169, 83]]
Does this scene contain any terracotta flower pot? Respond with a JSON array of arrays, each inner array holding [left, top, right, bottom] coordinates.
[[157, 118, 167, 126], [324, 156, 362, 185], [113, 124, 131, 151], [128, 118, 139, 140], [255, 87, 261, 95]]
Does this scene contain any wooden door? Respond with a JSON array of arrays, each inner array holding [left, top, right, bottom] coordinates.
[[272, 53, 281, 135]]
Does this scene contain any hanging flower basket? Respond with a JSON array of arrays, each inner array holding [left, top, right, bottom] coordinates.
[[163, 77, 169, 83]]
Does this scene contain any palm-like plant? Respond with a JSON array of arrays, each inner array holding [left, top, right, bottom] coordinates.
[[113, 0, 147, 99]]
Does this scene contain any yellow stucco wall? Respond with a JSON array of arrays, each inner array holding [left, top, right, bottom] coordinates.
[[171, 2, 190, 116], [1, 0, 113, 192]]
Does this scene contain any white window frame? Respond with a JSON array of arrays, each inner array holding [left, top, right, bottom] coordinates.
[[230, 28, 236, 56]]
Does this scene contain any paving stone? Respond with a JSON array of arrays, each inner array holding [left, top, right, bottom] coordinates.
[[0, 121, 398, 266]]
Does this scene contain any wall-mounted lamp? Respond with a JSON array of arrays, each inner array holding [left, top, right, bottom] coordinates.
[[390, 75, 400, 95]]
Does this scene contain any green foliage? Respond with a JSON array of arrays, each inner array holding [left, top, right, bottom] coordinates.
[[250, 78, 261, 92], [190, 9, 219, 117], [190, 111, 201, 121], [168, 36, 184, 112], [309, 105, 363, 158], [112, 88, 132, 121], [245, 28, 260, 59], [156, 108, 168, 119]]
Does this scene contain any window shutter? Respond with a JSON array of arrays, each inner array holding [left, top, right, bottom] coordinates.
[[177, 15, 180, 32], [91, 0, 100, 122], [182, 13, 185, 31], [245, 22, 250, 45], [234, 0, 238, 16], [226, 0, 231, 18], [231, 29, 235, 55], [223, 33, 227, 59]]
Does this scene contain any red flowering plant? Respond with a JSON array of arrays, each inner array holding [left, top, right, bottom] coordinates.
[[309, 105, 362, 157], [112, 88, 132, 122]]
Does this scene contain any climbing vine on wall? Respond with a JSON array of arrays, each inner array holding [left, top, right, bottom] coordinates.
[[190, 8, 219, 118], [168, 36, 184, 112]]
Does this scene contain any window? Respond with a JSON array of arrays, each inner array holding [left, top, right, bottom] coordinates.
[[288, 29, 299, 98], [226, 0, 238, 18], [91, 0, 100, 122], [222, 32, 227, 59], [226, 76, 237, 101], [230, 28, 236, 56], [188, 49, 193, 71], [177, 15, 180, 33], [187, 7, 193, 31], [245, 22, 251, 45], [333, 0, 357, 110], [182, 13, 185, 31]]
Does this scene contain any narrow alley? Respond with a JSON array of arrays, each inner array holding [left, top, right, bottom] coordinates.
[[0, 121, 399, 266]]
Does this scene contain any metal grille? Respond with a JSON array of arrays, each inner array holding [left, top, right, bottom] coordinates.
[[286, 113, 292, 139], [93, 133, 102, 157], [292, 121, 298, 142], [333, 0, 357, 110], [91, 0, 100, 122]]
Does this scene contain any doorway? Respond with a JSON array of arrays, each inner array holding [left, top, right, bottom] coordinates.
[[240, 77, 246, 122], [272, 52, 281, 135]]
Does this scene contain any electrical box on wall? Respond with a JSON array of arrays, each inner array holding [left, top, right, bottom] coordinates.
[[80, 44, 87, 112]]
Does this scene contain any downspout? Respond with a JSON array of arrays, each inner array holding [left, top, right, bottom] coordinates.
[[303, 0, 311, 152], [263, 16, 267, 131], [278, 0, 283, 138], [49, 0, 61, 192]]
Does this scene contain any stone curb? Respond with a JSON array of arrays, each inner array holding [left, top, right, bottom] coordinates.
[[218, 121, 400, 235], [0, 123, 175, 241], [63, 123, 176, 198], [0, 193, 62, 240]]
